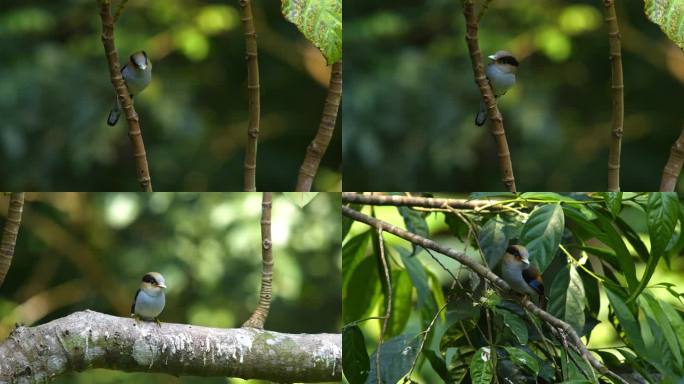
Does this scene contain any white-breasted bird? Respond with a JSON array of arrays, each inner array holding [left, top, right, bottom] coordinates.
[[475, 50, 519, 126], [500, 245, 545, 309], [107, 51, 152, 126], [131, 272, 166, 323]]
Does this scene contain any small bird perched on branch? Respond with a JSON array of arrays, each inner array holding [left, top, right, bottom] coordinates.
[[501, 245, 545, 309], [107, 51, 152, 126], [475, 50, 519, 126], [131, 272, 166, 325]]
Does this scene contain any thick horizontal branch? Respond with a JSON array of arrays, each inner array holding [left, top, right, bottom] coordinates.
[[341, 192, 497, 210], [341, 206, 628, 384], [0, 310, 340, 383]]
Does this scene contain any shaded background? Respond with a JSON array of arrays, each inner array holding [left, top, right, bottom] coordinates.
[[0, 192, 341, 383], [343, 0, 684, 191], [0, 0, 341, 191]]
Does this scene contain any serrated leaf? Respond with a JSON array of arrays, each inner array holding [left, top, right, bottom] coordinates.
[[281, 0, 342, 64], [519, 204, 565, 272], [343, 325, 370, 384], [283, 192, 318, 207], [644, 0, 684, 51]]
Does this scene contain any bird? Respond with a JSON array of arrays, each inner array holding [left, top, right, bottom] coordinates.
[[475, 50, 519, 126], [131, 272, 166, 324], [500, 245, 545, 309], [107, 51, 152, 126]]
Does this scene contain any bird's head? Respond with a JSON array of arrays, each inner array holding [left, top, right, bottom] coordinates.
[[130, 51, 150, 71], [141, 271, 166, 293], [488, 50, 519, 74], [503, 245, 530, 268]]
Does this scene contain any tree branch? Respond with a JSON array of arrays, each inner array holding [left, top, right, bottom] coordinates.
[[98, 0, 153, 191], [463, 0, 516, 192], [239, 0, 261, 192], [341, 192, 497, 210], [341, 206, 628, 384], [296, 61, 342, 191], [0, 193, 24, 289], [0, 310, 341, 382], [603, 0, 624, 192], [660, 124, 684, 191], [242, 192, 273, 329]]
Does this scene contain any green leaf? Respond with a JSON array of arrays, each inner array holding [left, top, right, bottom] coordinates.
[[519, 204, 565, 271], [605, 288, 646, 356], [547, 265, 585, 334], [422, 349, 451, 383], [627, 192, 678, 302], [603, 192, 623, 217], [503, 346, 539, 374], [283, 192, 318, 207], [399, 248, 438, 319], [281, 0, 342, 64], [469, 347, 493, 384], [343, 204, 361, 241], [644, 0, 684, 51], [397, 206, 429, 256], [386, 270, 412, 338], [367, 334, 420, 384], [641, 293, 682, 368], [478, 215, 510, 268], [342, 325, 370, 384], [496, 308, 528, 345], [343, 255, 380, 323], [593, 210, 638, 292], [342, 231, 371, 289]]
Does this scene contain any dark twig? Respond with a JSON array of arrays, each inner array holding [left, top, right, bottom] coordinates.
[[603, 0, 624, 191], [0, 193, 25, 288], [375, 228, 392, 384], [296, 61, 342, 191], [660, 125, 684, 191], [243, 192, 273, 329], [239, 0, 261, 191]]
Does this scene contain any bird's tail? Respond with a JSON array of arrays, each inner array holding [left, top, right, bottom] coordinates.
[[107, 96, 121, 126], [475, 99, 487, 126]]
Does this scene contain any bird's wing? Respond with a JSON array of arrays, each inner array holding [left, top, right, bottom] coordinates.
[[130, 289, 140, 315], [522, 266, 544, 296]]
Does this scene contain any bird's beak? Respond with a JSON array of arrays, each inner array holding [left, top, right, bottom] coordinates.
[[522, 259, 530, 266], [157, 283, 167, 289], [488, 54, 496, 60], [139, 64, 147, 70]]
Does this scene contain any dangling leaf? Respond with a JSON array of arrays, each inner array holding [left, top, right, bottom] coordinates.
[[644, 0, 684, 51], [281, 0, 342, 64]]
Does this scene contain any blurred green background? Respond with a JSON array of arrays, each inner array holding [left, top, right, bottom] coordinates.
[[0, 0, 341, 191], [0, 192, 341, 383], [343, 0, 684, 191]]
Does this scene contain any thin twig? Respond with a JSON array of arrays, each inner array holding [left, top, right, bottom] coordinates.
[[242, 192, 273, 329], [603, 0, 624, 191], [476, 0, 494, 23], [0, 193, 25, 288], [463, 0, 516, 191], [342, 206, 628, 384], [98, 0, 153, 191], [239, 0, 261, 192], [342, 192, 497, 210], [112, 0, 129, 23], [660, 124, 684, 191], [375, 228, 392, 384], [296, 61, 342, 191]]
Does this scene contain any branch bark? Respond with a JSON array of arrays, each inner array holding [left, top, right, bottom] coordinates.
[[660, 125, 684, 191], [242, 192, 273, 329], [0, 193, 24, 289], [239, 0, 261, 192], [341, 206, 628, 384], [341, 192, 497, 210], [0, 310, 341, 383], [296, 61, 343, 191], [603, 0, 624, 192], [98, 0, 153, 191], [463, 0, 516, 192]]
